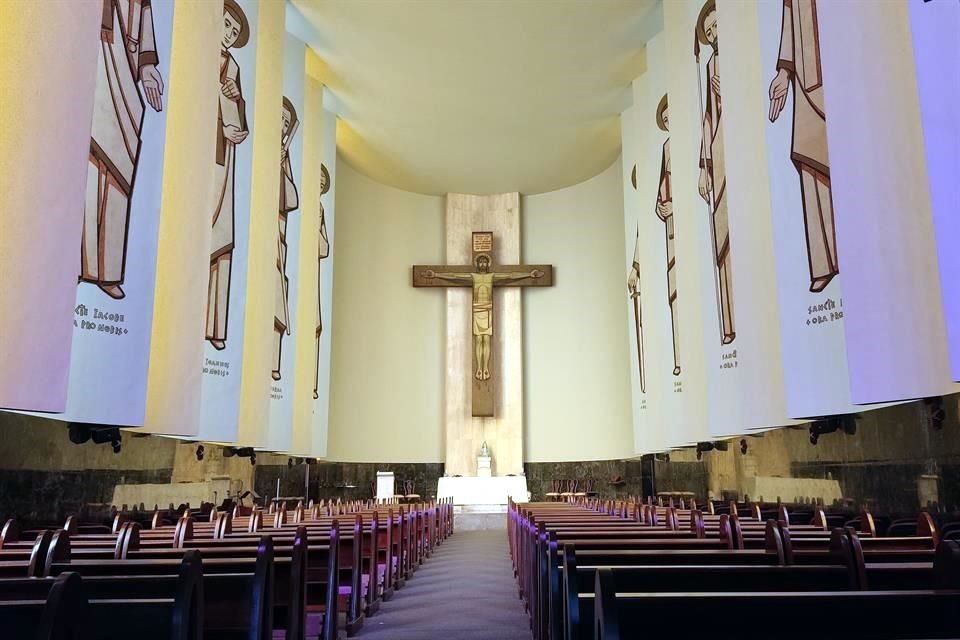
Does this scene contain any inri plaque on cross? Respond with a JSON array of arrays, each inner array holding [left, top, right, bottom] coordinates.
[[413, 232, 553, 417]]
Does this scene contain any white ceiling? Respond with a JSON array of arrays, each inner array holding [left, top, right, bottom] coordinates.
[[292, 0, 658, 195]]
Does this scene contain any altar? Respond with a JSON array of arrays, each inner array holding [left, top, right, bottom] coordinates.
[[436, 475, 529, 507]]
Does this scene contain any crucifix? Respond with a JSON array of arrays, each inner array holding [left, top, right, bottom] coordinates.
[[413, 232, 553, 417]]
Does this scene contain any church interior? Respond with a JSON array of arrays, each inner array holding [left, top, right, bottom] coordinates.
[[1, 0, 959, 638]]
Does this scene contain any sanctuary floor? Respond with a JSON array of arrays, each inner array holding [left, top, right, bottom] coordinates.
[[356, 529, 530, 639]]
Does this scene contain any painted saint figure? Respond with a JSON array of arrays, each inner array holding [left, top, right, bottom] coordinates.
[[81, 0, 164, 299], [769, 0, 838, 293], [314, 164, 331, 399], [654, 96, 680, 374], [695, 0, 735, 345], [207, 0, 250, 351], [627, 224, 647, 394], [272, 97, 300, 380], [423, 256, 543, 382]]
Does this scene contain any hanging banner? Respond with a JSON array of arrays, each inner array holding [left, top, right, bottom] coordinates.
[[715, 0, 786, 431], [290, 71, 326, 457], [0, 3, 101, 412], [58, 0, 175, 427], [310, 104, 337, 458], [743, 0, 857, 419], [143, 0, 223, 436], [265, 33, 307, 453], [663, 0, 742, 443], [909, 0, 960, 383], [198, 0, 286, 447], [817, 1, 955, 403], [627, 33, 695, 453], [622, 103, 652, 452]]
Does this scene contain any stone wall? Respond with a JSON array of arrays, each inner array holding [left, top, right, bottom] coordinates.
[[0, 413, 255, 524], [254, 460, 445, 504], [523, 459, 651, 500], [654, 394, 960, 517]]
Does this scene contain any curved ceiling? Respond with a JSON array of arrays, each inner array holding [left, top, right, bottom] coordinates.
[[292, 0, 657, 195]]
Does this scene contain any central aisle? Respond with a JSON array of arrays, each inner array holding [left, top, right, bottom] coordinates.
[[356, 528, 531, 639]]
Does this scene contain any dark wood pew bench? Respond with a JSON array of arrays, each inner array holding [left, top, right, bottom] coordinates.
[[593, 570, 960, 640], [0, 561, 203, 640]]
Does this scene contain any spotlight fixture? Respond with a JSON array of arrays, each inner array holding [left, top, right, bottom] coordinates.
[[250, 453, 257, 466], [696, 441, 730, 460], [288, 457, 294, 469], [196, 445, 205, 461], [809, 414, 861, 445], [68, 423, 91, 444], [740, 439, 748, 455]]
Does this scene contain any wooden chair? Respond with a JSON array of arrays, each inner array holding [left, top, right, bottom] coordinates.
[[403, 480, 421, 503]]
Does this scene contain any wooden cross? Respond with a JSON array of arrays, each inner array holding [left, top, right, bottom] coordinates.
[[413, 232, 553, 417]]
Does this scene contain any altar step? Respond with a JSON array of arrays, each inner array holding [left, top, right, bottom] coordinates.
[[453, 504, 508, 515], [454, 511, 508, 531]]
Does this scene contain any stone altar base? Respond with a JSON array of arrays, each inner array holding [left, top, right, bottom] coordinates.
[[437, 475, 529, 510]]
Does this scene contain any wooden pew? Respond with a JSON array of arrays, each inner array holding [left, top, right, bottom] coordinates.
[[48, 539, 271, 640], [0, 558, 203, 640], [592, 567, 960, 639], [0, 572, 87, 640]]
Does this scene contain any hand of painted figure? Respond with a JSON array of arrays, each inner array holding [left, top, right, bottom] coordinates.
[[141, 64, 164, 112], [221, 78, 242, 100], [530, 269, 543, 279], [698, 167, 712, 203], [627, 266, 639, 295], [224, 124, 248, 145], [423, 270, 436, 279], [656, 200, 673, 220], [768, 69, 790, 122]]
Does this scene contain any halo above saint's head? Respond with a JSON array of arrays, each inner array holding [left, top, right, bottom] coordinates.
[[320, 164, 331, 195], [655, 94, 669, 132], [223, 0, 251, 49], [282, 96, 299, 131], [695, 0, 717, 46]]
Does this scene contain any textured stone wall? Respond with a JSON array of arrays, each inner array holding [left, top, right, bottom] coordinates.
[[654, 394, 960, 517], [254, 461, 445, 504], [0, 413, 254, 524], [523, 459, 651, 501]]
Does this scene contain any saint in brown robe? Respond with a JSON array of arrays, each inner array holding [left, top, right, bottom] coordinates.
[[772, 0, 838, 293], [656, 138, 681, 375], [82, 0, 162, 300], [313, 205, 330, 399], [273, 117, 299, 381], [206, 49, 247, 349], [698, 18, 736, 345]]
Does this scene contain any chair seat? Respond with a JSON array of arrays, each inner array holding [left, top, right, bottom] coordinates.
[[405, 494, 421, 499], [544, 492, 561, 497]]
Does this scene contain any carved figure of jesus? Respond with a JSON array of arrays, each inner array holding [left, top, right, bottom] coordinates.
[[422, 255, 543, 381]]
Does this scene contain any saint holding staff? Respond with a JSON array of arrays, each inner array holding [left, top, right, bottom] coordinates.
[[695, 0, 735, 345], [273, 97, 301, 381], [314, 164, 331, 399]]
